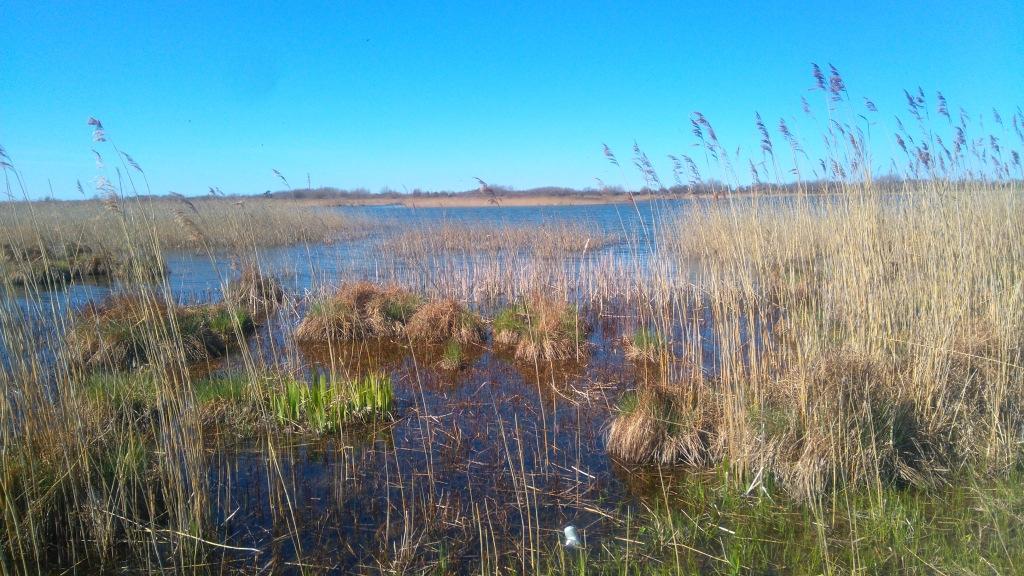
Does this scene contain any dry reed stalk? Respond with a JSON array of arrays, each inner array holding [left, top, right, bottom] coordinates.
[[659, 186, 1024, 499], [224, 263, 285, 318]]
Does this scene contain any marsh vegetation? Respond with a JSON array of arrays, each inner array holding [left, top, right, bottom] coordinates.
[[2, 72, 1023, 574]]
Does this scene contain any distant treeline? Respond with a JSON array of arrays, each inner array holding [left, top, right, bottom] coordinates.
[[260, 176, 1018, 201]]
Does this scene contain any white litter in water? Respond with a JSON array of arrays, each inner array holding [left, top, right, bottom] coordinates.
[[563, 525, 581, 548]]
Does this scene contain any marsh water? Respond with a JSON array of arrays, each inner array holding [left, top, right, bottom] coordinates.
[[17, 200, 667, 308], [0, 200, 711, 570], [6, 196, 959, 574]]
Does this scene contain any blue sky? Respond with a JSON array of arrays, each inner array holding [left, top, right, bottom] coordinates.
[[2, 1, 1021, 198]]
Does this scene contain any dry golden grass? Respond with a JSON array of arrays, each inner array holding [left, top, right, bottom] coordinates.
[[492, 294, 588, 362], [405, 298, 485, 347], [0, 197, 364, 255], [378, 220, 616, 259], [637, 184, 1024, 498], [404, 299, 486, 371], [607, 382, 721, 467], [63, 294, 173, 370], [224, 263, 284, 318], [295, 281, 422, 344]]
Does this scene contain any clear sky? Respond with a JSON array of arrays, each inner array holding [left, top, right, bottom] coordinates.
[[2, 1, 1022, 198]]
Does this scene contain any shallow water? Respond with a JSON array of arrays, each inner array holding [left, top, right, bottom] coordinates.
[[197, 315, 642, 571], [1, 196, 844, 573]]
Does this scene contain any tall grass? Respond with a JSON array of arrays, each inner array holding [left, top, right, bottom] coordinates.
[[658, 186, 1024, 499], [604, 64, 1024, 504]]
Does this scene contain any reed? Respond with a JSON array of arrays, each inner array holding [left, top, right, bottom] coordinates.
[[608, 185, 1024, 502], [378, 220, 615, 259]]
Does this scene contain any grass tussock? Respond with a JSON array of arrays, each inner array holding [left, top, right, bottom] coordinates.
[[294, 282, 421, 344], [493, 295, 588, 362], [406, 299, 485, 346], [63, 295, 255, 371], [607, 383, 721, 467], [623, 327, 668, 363], [0, 241, 162, 287], [224, 263, 284, 318], [405, 299, 486, 370]]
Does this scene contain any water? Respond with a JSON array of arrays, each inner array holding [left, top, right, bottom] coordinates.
[[3, 199, 687, 310], [199, 320, 640, 572], [0, 197, 769, 572], [165, 198, 684, 300]]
